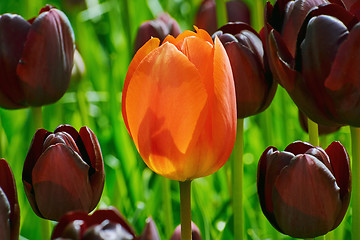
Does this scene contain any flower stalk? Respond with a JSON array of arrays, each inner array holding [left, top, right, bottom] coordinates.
[[179, 180, 192, 240], [308, 118, 319, 146], [350, 126, 360, 240], [233, 119, 244, 240]]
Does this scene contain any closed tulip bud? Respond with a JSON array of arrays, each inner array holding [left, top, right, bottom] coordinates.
[[0, 159, 20, 240], [195, 0, 250, 35], [0, 5, 75, 109], [122, 27, 237, 181], [138, 217, 160, 240], [264, 1, 360, 126], [23, 125, 104, 221], [51, 207, 136, 240], [170, 222, 202, 240], [213, 22, 276, 118], [134, 13, 181, 53], [257, 141, 351, 238]]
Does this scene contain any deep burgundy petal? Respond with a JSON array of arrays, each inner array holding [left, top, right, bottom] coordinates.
[[0, 159, 19, 240], [0, 14, 29, 108], [284, 141, 313, 154], [272, 154, 342, 238], [0, 189, 10, 240], [17, 8, 74, 106], [79, 127, 105, 210], [51, 211, 89, 239], [138, 217, 160, 240]]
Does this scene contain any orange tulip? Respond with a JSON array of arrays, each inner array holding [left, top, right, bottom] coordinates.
[[122, 28, 237, 181]]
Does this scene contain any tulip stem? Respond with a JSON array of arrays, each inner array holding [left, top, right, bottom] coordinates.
[[162, 178, 174, 238], [215, 0, 227, 28], [233, 119, 244, 240], [307, 117, 319, 146], [350, 126, 360, 240], [31, 107, 43, 130], [179, 180, 192, 240]]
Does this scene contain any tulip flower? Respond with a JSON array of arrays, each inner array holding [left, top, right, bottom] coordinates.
[[257, 141, 351, 238], [134, 13, 181, 53], [170, 222, 202, 240], [195, 0, 250, 35], [51, 207, 159, 240], [22, 124, 105, 221], [264, 1, 360, 127], [0, 5, 75, 109], [213, 22, 276, 118], [0, 159, 20, 240], [122, 27, 236, 181]]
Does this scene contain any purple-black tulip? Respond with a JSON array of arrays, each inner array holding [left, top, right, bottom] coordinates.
[[257, 141, 351, 238], [264, 1, 360, 127], [23, 124, 104, 221], [51, 207, 136, 240], [170, 222, 202, 240], [0, 5, 75, 109], [134, 13, 181, 53], [213, 22, 276, 118], [195, 0, 250, 35], [0, 159, 19, 240]]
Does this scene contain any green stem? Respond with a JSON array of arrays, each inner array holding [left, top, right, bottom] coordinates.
[[232, 119, 244, 240], [215, 0, 227, 28], [179, 180, 192, 240], [307, 118, 319, 146], [254, 0, 264, 31], [41, 218, 51, 240], [162, 178, 174, 238], [350, 127, 360, 240], [31, 107, 43, 130], [76, 88, 90, 126]]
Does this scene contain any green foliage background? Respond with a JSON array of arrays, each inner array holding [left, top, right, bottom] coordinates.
[[0, 0, 353, 239]]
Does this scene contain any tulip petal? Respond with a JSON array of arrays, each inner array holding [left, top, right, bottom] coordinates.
[[191, 36, 236, 178], [0, 189, 10, 240], [281, 0, 328, 56], [79, 126, 105, 210], [125, 42, 207, 180], [258, 147, 293, 232], [17, 9, 74, 106], [32, 144, 93, 220], [273, 154, 342, 238], [0, 14, 30, 108], [284, 140, 313, 155], [0, 159, 19, 240], [51, 211, 89, 239], [122, 38, 160, 133], [325, 141, 351, 229], [139, 217, 160, 240]]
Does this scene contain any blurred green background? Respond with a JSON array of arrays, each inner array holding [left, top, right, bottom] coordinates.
[[0, 0, 353, 239]]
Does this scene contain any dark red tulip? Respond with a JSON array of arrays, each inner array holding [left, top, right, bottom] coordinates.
[[138, 217, 160, 240], [0, 5, 75, 109], [170, 222, 202, 240], [134, 13, 181, 53], [195, 0, 250, 35], [23, 124, 104, 221], [264, 1, 360, 127], [51, 207, 136, 239], [298, 110, 341, 135], [213, 22, 276, 118], [0, 159, 20, 240], [257, 141, 351, 238]]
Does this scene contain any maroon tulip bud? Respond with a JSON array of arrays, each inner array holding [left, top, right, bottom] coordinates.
[[0, 159, 20, 240], [138, 217, 160, 240], [134, 13, 181, 53], [0, 5, 75, 109], [170, 222, 202, 240], [213, 22, 276, 118], [298, 110, 341, 135], [195, 0, 250, 35], [51, 207, 136, 240], [23, 125, 105, 221], [257, 141, 351, 238]]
